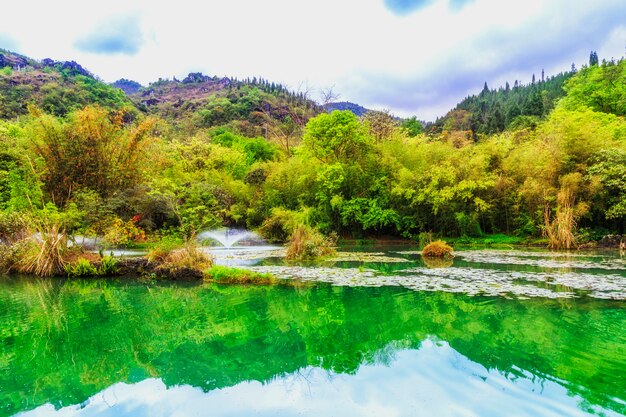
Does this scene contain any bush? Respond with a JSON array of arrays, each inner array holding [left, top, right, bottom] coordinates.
[[417, 231, 433, 249], [422, 240, 454, 258], [65, 258, 98, 277], [103, 218, 146, 246], [285, 225, 336, 261], [0, 240, 32, 274], [98, 254, 119, 275], [148, 241, 213, 273], [259, 207, 301, 242], [0, 212, 29, 244]]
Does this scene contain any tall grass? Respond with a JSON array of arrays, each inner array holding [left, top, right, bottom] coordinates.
[[148, 240, 213, 272], [285, 225, 336, 261], [544, 177, 581, 250], [20, 222, 67, 277]]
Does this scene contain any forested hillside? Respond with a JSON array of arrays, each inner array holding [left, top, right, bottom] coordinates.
[[0, 49, 624, 248], [0, 49, 132, 119], [431, 70, 573, 135]]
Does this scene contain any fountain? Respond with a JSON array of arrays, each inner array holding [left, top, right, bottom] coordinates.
[[196, 229, 263, 248], [196, 229, 283, 267]]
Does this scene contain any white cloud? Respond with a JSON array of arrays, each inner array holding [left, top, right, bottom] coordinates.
[[1, 0, 625, 119]]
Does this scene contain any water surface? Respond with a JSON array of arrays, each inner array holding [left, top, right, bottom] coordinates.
[[1, 260, 625, 416]]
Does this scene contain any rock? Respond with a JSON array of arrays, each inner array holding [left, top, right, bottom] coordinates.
[[598, 234, 623, 247], [0, 53, 29, 69], [156, 266, 204, 281], [116, 257, 204, 281], [182, 72, 210, 84]]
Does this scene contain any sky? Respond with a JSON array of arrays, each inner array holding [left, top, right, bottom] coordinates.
[[1, 0, 625, 120]]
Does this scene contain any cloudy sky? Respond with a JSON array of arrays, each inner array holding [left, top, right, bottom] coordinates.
[[1, 0, 625, 119]]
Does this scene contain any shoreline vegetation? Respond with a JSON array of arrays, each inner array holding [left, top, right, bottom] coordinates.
[[0, 50, 624, 279], [0, 226, 622, 280]]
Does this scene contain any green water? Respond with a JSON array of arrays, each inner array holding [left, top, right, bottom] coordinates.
[[1, 270, 625, 417]]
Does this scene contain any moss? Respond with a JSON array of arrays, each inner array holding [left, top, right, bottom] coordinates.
[[205, 265, 300, 286]]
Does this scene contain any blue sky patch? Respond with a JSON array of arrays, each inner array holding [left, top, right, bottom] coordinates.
[[384, 0, 433, 15], [75, 14, 144, 55]]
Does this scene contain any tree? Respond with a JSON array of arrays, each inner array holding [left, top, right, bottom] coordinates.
[[30, 106, 158, 206], [589, 51, 599, 66], [363, 110, 397, 142], [401, 116, 423, 136], [588, 149, 626, 223], [302, 110, 371, 163]]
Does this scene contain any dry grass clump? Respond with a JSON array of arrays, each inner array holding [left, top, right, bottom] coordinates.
[[544, 173, 587, 250], [422, 240, 454, 258], [285, 225, 336, 261], [19, 223, 68, 277], [148, 242, 213, 272]]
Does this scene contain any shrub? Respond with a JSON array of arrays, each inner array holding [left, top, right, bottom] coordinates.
[[0, 240, 32, 274], [103, 218, 146, 247], [259, 207, 301, 242], [148, 241, 213, 272], [422, 240, 454, 258], [0, 212, 29, 244], [64, 258, 98, 277], [417, 231, 433, 249], [98, 254, 119, 275], [285, 225, 336, 261]]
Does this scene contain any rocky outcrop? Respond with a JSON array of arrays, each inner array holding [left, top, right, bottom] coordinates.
[[0, 53, 29, 69], [115, 257, 204, 281], [112, 78, 143, 94], [182, 72, 211, 84]]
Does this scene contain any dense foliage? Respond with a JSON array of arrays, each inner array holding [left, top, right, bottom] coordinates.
[[432, 71, 573, 135], [0, 50, 624, 245]]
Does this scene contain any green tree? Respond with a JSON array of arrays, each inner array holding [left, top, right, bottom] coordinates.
[[302, 110, 371, 163]]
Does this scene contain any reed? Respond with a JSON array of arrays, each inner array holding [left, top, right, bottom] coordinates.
[[285, 225, 336, 261], [20, 222, 67, 277]]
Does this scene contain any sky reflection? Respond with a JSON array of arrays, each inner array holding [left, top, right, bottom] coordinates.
[[16, 340, 618, 417]]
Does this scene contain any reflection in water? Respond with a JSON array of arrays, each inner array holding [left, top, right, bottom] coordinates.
[[16, 341, 619, 417], [1, 274, 625, 417]]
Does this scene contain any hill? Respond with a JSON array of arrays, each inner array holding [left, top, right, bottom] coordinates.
[[0, 49, 132, 119], [430, 70, 574, 135], [326, 101, 371, 117], [127, 73, 322, 139]]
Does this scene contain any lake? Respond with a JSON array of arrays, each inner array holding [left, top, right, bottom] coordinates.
[[1, 246, 625, 416]]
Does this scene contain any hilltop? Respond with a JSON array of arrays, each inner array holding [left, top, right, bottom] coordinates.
[[0, 49, 321, 143], [124, 73, 321, 138], [326, 101, 371, 117], [0, 49, 131, 119]]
